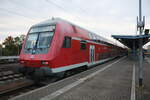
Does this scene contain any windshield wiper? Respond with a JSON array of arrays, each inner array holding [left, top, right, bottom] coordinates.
[[37, 46, 49, 49], [26, 48, 33, 51]]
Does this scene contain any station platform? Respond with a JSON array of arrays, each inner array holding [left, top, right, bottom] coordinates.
[[138, 57, 150, 100], [11, 56, 150, 100], [41, 57, 134, 100]]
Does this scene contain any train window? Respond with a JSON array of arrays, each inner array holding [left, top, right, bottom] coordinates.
[[92, 34, 96, 40], [62, 36, 71, 48], [25, 33, 38, 49], [80, 40, 86, 50], [96, 36, 100, 41], [72, 25, 77, 33], [89, 33, 93, 39], [30, 25, 55, 33], [24, 25, 56, 54], [37, 32, 53, 48]]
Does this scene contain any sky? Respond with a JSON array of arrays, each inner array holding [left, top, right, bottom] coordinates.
[[0, 0, 150, 47]]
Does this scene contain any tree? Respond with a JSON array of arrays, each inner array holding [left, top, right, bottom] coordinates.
[[14, 35, 25, 54], [2, 35, 26, 56], [0, 44, 2, 49], [2, 36, 17, 56]]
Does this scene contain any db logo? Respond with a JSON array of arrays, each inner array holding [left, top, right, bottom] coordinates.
[[30, 55, 34, 59]]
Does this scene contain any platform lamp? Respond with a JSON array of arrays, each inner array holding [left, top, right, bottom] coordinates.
[[144, 29, 149, 35]]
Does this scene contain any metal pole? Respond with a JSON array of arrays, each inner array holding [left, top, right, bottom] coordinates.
[[139, 0, 142, 22], [138, 0, 143, 87], [133, 40, 135, 59], [139, 31, 143, 86], [0, 45, 2, 56], [0, 47, 2, 56]]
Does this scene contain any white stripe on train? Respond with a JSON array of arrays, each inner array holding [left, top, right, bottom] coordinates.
[[51, 57, 114, 73]]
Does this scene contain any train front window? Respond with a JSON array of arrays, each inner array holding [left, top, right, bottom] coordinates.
[[24, 25, 55, 54], [37, 32, 54, 48], [25, 33, 38, 49]]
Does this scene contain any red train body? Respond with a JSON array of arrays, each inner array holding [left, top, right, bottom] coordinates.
[[19, 18, 125, 78]]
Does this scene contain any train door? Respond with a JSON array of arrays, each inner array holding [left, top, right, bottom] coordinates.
[[90, 45, 95, 63]]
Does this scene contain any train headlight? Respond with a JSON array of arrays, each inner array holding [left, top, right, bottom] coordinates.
[[41, 61, 49, 65], [20, 60, 25, 64]]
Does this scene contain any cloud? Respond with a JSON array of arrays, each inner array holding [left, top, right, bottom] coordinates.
[[0, 0, 150, 47]]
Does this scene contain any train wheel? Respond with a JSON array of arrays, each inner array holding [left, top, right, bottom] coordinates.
[[18, 67, 27, 75], [55, 71, 65, 79], [33, 69, 46, 84], [64, 71, 72, 77]]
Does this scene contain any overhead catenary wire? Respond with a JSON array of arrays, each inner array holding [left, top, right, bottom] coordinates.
[[61, 0, 89, 15], [7, 0, 47, 19], [4, 0, 96, 33], [0, 7, 35, 22], [45, 0, 85, 21], [45, 0, 112, 43], [45, 0, 99, 33]]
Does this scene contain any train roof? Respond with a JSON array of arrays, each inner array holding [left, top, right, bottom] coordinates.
[[31, 18, 58, 27], [31, 17, 117, 46]]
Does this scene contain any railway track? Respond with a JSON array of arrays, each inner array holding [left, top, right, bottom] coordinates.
[[0, 67, 33, 94], [0, 57, 118, 100], [0, 65, 35, 100], [0, 65, 87, 100], [0, 64, 64, 100]]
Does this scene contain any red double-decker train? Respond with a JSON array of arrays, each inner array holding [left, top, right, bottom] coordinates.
[[19, 18, 126, 80]]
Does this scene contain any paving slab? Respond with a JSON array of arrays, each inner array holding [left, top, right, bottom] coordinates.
[[11, 57, 123, 100], [136, 57, 150, 100], [42, 57, 134, 100]]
